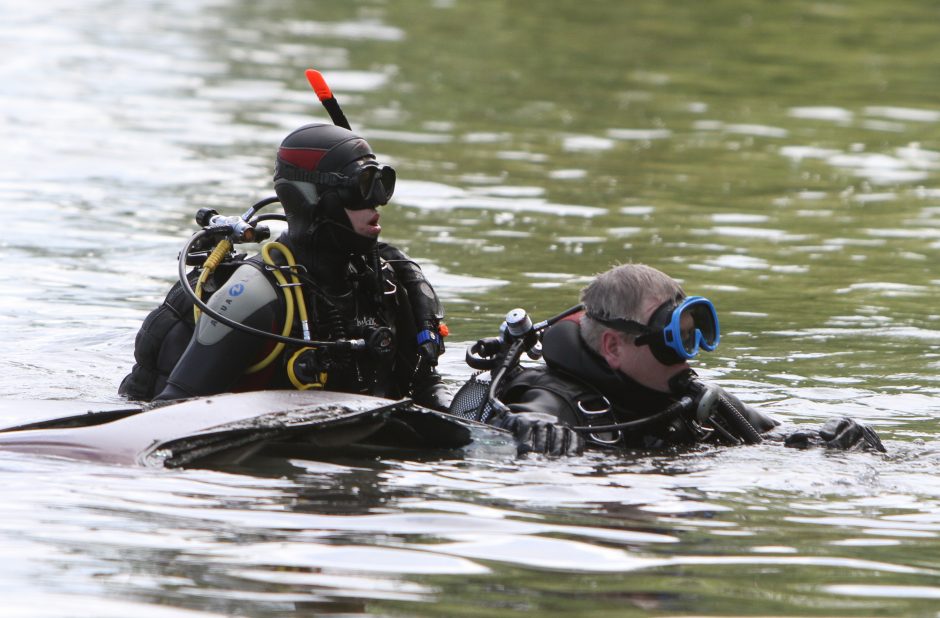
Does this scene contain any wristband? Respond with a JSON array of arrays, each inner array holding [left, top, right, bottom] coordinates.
[[417, 329, 440, 346]]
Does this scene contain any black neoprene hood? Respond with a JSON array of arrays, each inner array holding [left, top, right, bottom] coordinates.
[[275, 123, 374, 180]]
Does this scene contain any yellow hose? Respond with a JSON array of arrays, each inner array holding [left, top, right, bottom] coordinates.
[[191, 239, 317, 383], [287, 347, 327, 390], [244, 241, 303, 374], [193, 239, 232, 323]]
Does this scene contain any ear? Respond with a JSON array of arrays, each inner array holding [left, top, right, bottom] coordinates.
[[599, 329, 625, 370]]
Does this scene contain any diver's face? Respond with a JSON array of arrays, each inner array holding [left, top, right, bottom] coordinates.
[[338, 156, 389, 240], [344, 207, 381, 239], [601, 294, 690, 393]]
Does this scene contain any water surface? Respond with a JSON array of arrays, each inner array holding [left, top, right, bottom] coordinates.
[[4, 0, 940, 615]]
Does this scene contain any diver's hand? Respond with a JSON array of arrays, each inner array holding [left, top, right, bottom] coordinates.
[[784, 417, 886, 453], [413, 381, 452, 413], [490, 411, 584, 457]]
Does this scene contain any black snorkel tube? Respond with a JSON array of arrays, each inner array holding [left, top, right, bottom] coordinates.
[[306, 69, 352, 130]]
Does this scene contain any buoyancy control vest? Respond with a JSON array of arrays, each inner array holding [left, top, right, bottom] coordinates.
[[499, 317, 704, 449]]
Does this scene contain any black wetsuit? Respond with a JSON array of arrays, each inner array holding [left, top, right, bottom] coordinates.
[[498, 315, 778, 449], [122, 237, 449, 410]]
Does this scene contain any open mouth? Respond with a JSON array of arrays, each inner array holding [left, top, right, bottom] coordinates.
[[367, 212, 381, 234]]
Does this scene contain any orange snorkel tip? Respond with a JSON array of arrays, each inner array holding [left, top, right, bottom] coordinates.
[[304, 68, 351, 130], [305, 69, 333, 102]]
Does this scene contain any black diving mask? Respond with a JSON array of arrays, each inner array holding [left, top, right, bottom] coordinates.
[[339, 162, 396, 210], [276, 160, 396, 210]]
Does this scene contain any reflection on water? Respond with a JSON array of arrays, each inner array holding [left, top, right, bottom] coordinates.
[[6, 438, 940, 615], [5, 0, 940, 615]]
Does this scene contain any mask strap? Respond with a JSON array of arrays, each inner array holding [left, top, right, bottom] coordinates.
[[277, 161, 350, 187]]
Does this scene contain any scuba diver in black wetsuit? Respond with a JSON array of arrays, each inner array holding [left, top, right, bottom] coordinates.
[[451, 263, 886, 457], [119, 122, 451, 411]]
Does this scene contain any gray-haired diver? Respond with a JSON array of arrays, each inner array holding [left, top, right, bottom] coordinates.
[[452, 263, 885, 457]]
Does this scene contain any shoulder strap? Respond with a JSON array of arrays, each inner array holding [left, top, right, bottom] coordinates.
[[502, 365, 624, 447]]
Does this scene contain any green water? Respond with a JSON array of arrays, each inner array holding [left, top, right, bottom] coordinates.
[[7, 0, 940, 615], [221, 3, 940, 613], [320, 0, 940, 386]]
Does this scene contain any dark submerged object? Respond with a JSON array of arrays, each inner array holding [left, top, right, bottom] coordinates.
[[0, 391, 498, 468]]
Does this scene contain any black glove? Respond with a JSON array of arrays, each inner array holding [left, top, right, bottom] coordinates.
[[489, 411, 584, 457], [784, 417, 886, 453], [416, 323, 443, 367], [412, 366, 451, 412], [413, 381, 452, 413]]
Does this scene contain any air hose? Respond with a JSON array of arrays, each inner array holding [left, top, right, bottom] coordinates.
[[712, 392, 763, 445], [178, 229, 366, 352], [243, 241, 308, 375], [668, 370, 762, 445], [192, 238, 233, 323], [569, 396, 695, 434]]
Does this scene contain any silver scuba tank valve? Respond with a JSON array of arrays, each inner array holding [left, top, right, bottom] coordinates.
[[504, 308, 532, 339], [195, 207, 263, 243], [503, 307, 542, 360]]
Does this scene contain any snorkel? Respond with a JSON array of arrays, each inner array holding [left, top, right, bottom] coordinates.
[[306, 69, 352, 130]]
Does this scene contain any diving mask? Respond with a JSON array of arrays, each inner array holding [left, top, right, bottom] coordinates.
[[337, 161, 396, 210], [275, 160, 396, 210], [588, 295, 720, 365]]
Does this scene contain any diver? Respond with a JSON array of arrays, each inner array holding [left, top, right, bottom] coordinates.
[[120, 122, 451, 411], [452, 263, 885, 457]]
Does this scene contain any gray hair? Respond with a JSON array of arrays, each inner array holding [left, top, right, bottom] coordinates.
[[579, 263, 684, 353]]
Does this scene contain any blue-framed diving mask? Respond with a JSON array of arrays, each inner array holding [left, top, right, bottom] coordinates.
[[587, 295, 720, 365]]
